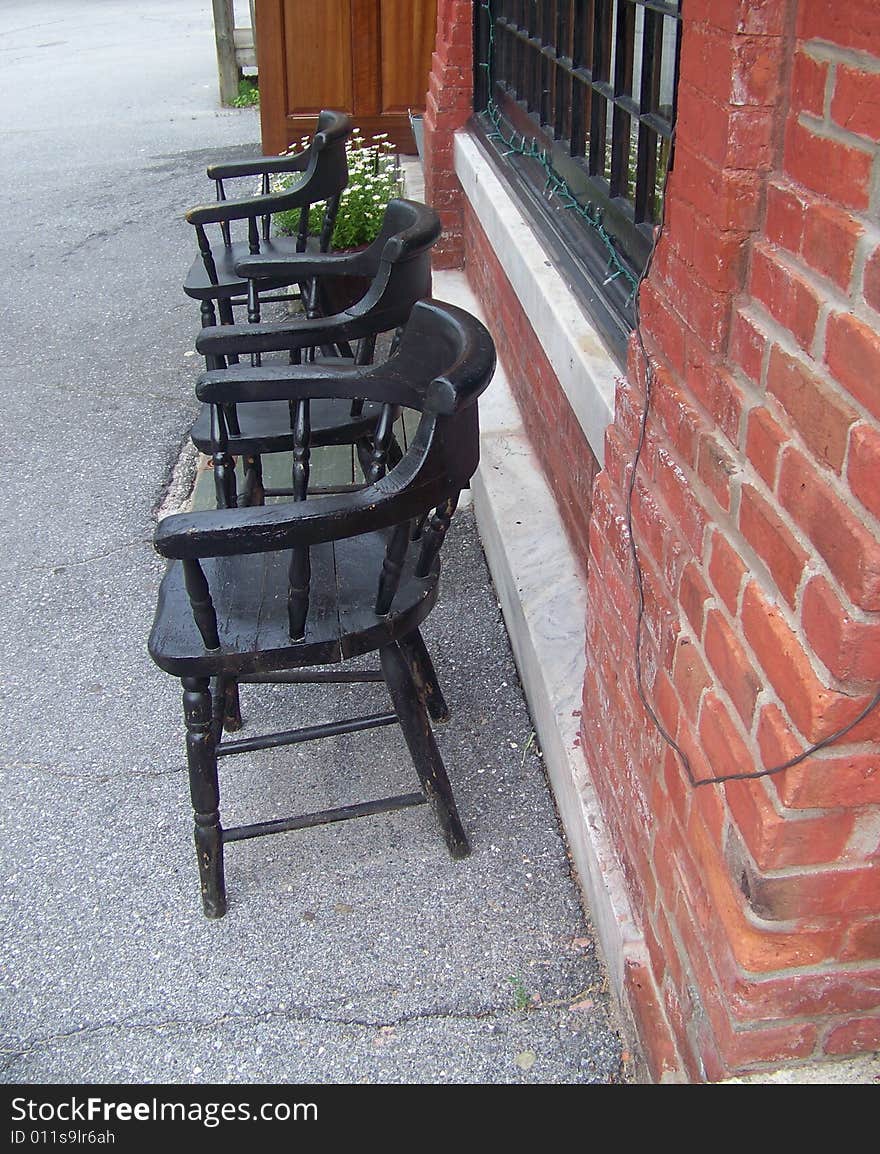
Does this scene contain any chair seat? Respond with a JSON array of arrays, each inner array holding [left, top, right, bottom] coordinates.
[[148, 530, 440, 677], [183, 235, 316, 301], [190, 396, 385, 455]]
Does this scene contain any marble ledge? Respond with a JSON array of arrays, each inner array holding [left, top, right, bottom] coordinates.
[[433, 267, 644, 1001]]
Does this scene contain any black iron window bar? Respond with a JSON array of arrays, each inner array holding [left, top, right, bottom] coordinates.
[[474, 0, 682, 356]]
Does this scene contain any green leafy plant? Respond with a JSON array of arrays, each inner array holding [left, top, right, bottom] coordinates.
[[275, 130, 405, 249], [232, 76, 259, 107]]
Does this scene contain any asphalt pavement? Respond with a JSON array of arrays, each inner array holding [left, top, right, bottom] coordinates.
[[0, 1, 632, 1085]]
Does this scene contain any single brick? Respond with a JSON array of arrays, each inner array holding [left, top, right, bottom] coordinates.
[[745, 406, 788, 489], [826, 310, 880, 421], [848, 423, 880, 521], [731, 309, 767, 384], [779, 448, 880, 611], [797, 1, 880, 56], [679, 561, 712, 637], [783, 118, 872, 211], [725, 777, 854, 871], [802, 201, 863, 290], [791, 50, 828, 118], [765, 180, 807, 255], [742, 582, 874, 741], [802, 575, 880, 683], [704, 610, 763, 724], [699, 693, 753, 781], [708, 530, 748, 614], [825, 1018, 880, 1056], [766, 344, 858, 472], [750, 243, 821, 351], [863, 244, 880, 314], [673, 637, 712, 721], [748, 863, 880, 921], [697, 431, 738, 511], [759, 703, 880, 808], [832, 66, 880, 143], [739, 483, 809, 608]]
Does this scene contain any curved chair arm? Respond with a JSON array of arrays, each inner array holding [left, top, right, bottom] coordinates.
[[195, 200, 442, 359], [154, 448, 451, 560], [391, 300, 498, 414], [186, 110, 352, 227], [230, 199, 439, 283], [205, 109, 352, 181], [232, 246, 381, 284], [195, 309, 368, 357], [205, 149, 311, 182], [194, 301, 496, 415], [161, 303, 495, 561], [185, 182, 327, 227]]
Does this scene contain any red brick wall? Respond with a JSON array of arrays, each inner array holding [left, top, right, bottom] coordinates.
[[428, 0, 880, 1080], [585, 0, 880, 1079]]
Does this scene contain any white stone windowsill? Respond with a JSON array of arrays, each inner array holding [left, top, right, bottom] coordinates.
[[453, 131, 619, 467]]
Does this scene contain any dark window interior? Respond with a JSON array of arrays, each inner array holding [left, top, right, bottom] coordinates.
[[473, 0, 682, 359]]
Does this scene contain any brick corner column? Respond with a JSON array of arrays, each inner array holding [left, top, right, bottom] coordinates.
[[423, 0, 474, 269]]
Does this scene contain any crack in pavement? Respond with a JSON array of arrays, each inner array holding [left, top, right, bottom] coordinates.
[[0, 760, 182, 782], [0, 990, 604, 1066], [0, 1001, 527, 1063], [0, 540, 153, 575]]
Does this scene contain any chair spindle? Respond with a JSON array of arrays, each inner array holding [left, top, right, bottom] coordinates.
[[210, 404, 237, 509], [288, 397, 312, 639], [247, 215, 260, 255], [416, 496, 459, 578], [195, 224, 219, 286], [261, 172, 271, 242], [216, 180, 232, 250], [182, 560, 220, 650], [364, 403, 395, 483], [375, 521, 411, 615]]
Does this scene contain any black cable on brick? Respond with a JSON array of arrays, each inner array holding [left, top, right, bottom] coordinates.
[[627, 155, 880, 788], [472, 0, 880, 784]]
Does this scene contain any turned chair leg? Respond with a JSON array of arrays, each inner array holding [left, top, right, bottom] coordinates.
[[398, 628, 450, 722], [182, 676, 227, 918], [380, 643, 469, 859]]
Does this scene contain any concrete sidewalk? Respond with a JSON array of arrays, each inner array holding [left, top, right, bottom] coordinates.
[[0, 1, 632, 1085]]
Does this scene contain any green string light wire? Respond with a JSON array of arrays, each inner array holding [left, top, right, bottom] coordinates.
[[477, 0, 640, 299]]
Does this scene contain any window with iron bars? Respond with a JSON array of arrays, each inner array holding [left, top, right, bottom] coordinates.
[[473, 0, 682, 358]]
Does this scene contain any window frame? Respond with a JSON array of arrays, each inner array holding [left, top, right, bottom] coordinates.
[[473, 0, 682, 360]]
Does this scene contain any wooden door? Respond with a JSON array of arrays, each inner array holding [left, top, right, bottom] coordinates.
[[256, 0, 437, 155]]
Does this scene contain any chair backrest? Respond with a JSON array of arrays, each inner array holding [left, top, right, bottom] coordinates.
[[155, 300, 497, 645], [185, 109, 353, 281], [194, 199, 443, 364]]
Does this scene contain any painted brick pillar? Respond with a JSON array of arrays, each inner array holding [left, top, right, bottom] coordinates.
[[423, 0, 473, 268], [583, 0, 880, 1080]]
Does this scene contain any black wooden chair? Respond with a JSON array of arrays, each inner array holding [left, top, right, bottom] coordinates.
[[191, 198, 442, 509], [148, 300, 496, 917], [183, 109, 352, 333]]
